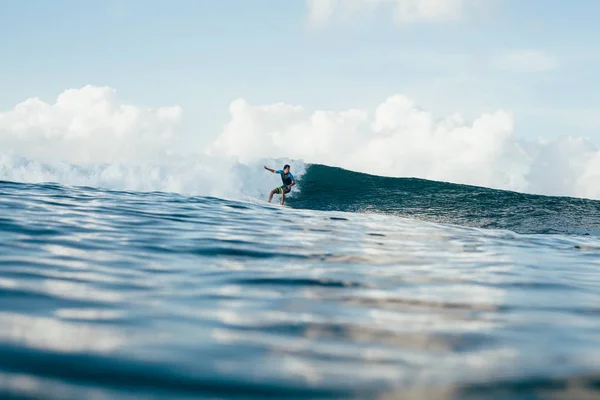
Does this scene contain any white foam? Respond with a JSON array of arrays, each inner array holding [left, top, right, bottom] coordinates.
[[0, 152, 306, 200]]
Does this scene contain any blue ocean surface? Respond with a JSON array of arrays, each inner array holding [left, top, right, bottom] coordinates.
[[1, 164, 600, 400]]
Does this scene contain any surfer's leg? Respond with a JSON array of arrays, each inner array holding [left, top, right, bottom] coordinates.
[[281, 186, 291, 205], [268, 187, 281, 202]]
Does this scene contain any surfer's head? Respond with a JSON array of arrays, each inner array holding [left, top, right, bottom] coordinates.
[[283, 164, 290, 174]]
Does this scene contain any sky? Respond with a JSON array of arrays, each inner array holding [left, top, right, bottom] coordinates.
[[1, 0, 600, 199]]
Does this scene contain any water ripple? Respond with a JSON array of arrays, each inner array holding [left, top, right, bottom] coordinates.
[[0, 181, 600, 399]]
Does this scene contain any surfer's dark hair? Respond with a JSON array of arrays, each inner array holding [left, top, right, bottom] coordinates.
[[283, 164, 290, 170]]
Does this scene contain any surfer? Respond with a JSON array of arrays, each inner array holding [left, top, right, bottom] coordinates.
[[264, 164, 296, 205]]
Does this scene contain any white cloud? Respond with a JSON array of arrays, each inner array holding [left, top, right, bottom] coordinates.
[[393, 0, 466, 23], [307, 0, 339, 25], [208, 95, 522, 190], [307, 0, 473, 25], [209, 94, 600, 200], [491, 50, 559, 72], [0, 85, 182, 164], [524, 135, 599, 198]]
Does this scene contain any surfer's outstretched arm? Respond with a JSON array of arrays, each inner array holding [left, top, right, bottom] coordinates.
[[264, 166, 276, 173]]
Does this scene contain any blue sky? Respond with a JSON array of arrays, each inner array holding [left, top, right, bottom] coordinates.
[[1, 0, 600, 147]]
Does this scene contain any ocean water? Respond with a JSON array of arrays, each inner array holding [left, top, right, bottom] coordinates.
[[1, 164, 600, 400]]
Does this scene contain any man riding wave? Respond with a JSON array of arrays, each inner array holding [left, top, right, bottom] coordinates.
[[264, 164, 295, 205]]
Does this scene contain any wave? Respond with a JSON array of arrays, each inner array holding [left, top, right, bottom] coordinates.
[[2, 153, 599, 236], [287, 164, 600, 236]]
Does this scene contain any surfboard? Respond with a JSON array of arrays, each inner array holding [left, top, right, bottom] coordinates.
[[268, 201, 291, 208]]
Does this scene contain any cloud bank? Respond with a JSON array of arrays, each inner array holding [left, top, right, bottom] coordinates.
[[307, 0, 474, 25], [1, 85, 600, 200], [0, 85, 182, 164]]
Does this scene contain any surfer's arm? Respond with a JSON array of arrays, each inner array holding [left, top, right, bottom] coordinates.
[[263, 166, 276, 173]]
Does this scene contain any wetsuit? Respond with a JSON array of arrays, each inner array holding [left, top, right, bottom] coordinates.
[[275, 170, 295, 194]]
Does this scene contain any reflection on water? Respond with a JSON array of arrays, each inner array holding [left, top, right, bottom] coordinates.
[[0, 313, 126, 353]]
